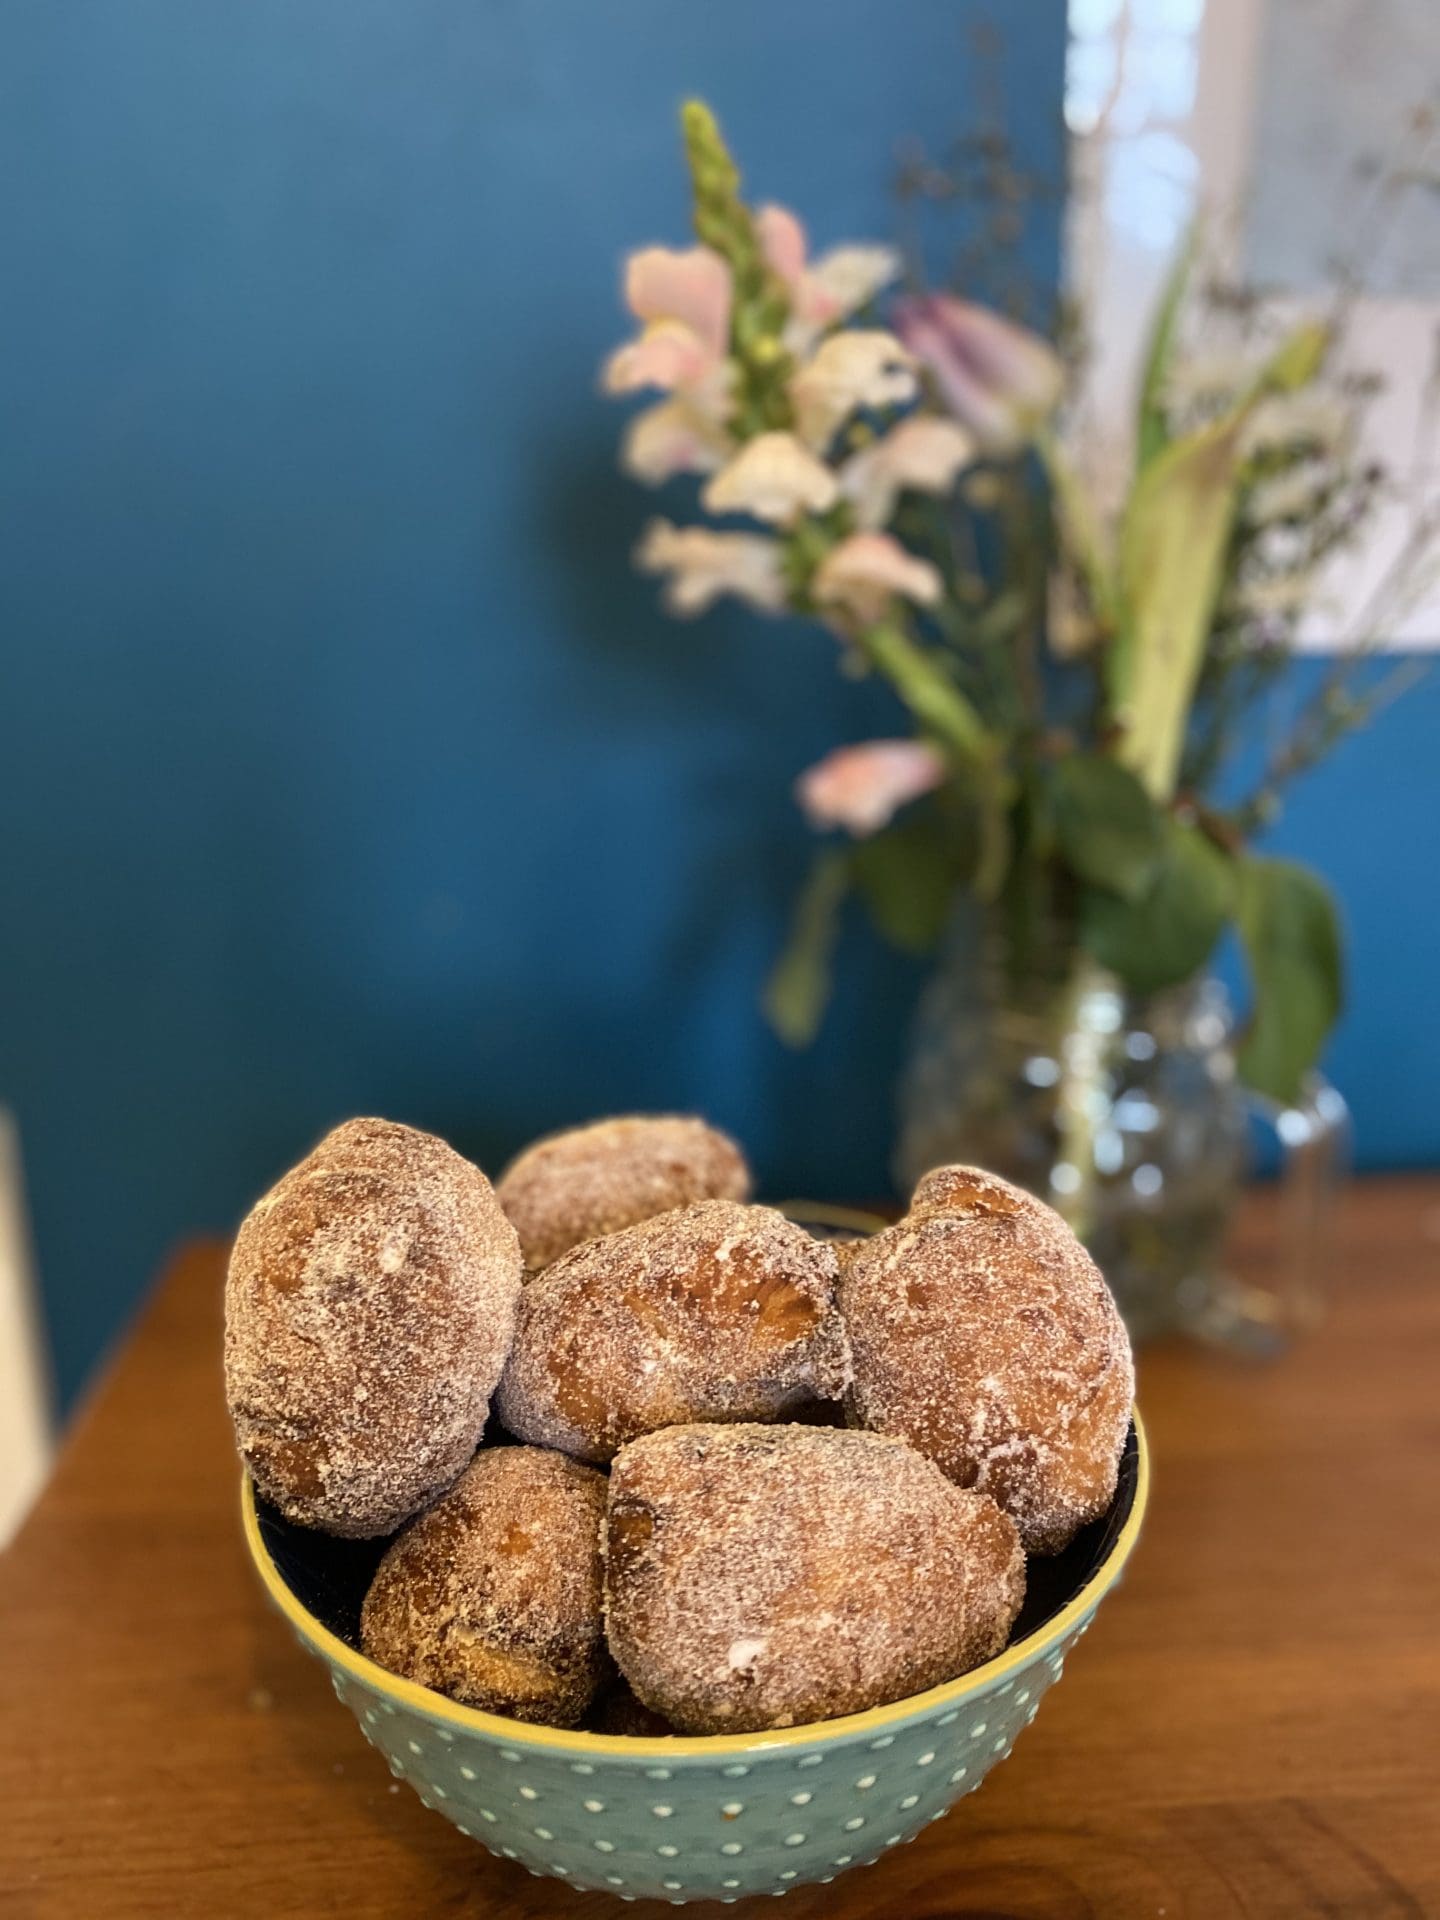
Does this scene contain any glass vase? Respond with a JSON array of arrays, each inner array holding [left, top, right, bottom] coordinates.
[[894, 919, 1350, 1350]]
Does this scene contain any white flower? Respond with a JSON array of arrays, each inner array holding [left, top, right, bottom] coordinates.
[[839, 416, 977, 528], [634, 519, 787, 617], [788, 331, 918, 449], [756, 203, 899, 351], [702, 431, 839, 525], [622, 397, 734, 484], [796, 739, 947, 837], [811, 531, 941, 625], [803, 247, 902, 324]]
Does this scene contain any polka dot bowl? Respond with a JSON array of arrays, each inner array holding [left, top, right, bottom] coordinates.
[[242, 1416, 1146, 1904]]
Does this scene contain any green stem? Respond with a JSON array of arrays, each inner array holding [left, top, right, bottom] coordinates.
[[856, 620, 997, 768]]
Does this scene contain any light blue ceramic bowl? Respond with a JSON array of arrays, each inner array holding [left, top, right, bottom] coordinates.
[[241, 1416, 1146, 1904]]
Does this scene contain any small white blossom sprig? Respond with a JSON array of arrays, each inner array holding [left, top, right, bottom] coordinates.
[[603, 101, 998, 780]]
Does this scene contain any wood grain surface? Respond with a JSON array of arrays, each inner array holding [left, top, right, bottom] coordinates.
[[1, 1179, 1437, 1919]]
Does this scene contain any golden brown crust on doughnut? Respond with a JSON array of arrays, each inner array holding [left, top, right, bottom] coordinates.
[[494, 1201, 851, 1463], [360, 1447, 609, 1726], [603, 1423, 1024, 1734], [840, 1165, 1133, 1554], [496, 1115, 750, 1272], [225, 1118, 523, 1537]]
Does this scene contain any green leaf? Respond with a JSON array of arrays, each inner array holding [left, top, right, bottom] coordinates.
[[1235, 856, 1344, 1105], [1081, 819, 1234, 993], [1136, 220, 1198, 470], [1110, 411, 1250, 801], [1251, 319, 1329, 398], [1110, 316, 1333, 804], [763, 850, 849, 1047], [1052, 755, 1165, 900], [852, 816, 956, 956]]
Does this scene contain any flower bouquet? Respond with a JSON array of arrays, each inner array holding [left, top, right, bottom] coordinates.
[[602, 102, 1431, 1340]]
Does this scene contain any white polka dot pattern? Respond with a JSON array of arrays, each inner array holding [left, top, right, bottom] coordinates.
[[316, 1617, 1098, 1903]]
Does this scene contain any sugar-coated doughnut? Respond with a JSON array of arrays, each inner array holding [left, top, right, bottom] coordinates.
[[840, 1165, 1133, 1554], [603, 1423, 1024, 1734], [495, 1201, 851, 1463], [225, 1118, 522, 1537], [496, 1114, 750, 1272], [361, 1447, 609, 1725]]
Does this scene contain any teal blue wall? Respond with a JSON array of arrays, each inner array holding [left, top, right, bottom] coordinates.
[[0, 1, 1071, 1407], [1, 3, 1433, 1414]]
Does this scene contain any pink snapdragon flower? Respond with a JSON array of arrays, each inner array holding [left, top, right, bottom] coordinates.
[[892, 294, 1064, 454], [840, 416, 978, 527], [797, 739, 947, 837], [603, 246, 733, 395], [756, 203, 900, 348], [812, 531, 942, 625]]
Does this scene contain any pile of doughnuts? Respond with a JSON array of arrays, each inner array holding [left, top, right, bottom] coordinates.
[[225, 1114, 1133, 1735]]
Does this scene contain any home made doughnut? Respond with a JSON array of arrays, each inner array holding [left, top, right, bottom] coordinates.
[[840, 1164, 1133, 1554], [225, 1118, 523, 1537], [603, 1423, 1024, 1734], [496, 1114, 750, 1272], [361, 1447, 609, 1726], [495, 1200, 851, 1463]]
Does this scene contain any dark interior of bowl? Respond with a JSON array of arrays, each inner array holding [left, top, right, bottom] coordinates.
[[257, 1422, 1139, 1690]]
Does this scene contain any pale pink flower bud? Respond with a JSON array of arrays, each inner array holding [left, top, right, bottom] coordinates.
[[797, 739, 947, 837], [621, 400, 733, 484], [756, 204, 809, 290], [840, 416, 978, 528], [603, 320, 718, 395], [892, 294, 1063, 453], [756, 204, 898, 350], [625, 246, 732, 358], [811, 531, 942, 625]]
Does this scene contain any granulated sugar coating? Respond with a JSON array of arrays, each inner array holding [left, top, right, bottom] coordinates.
[[361, 1447, 610, 1726], [841, 1165, 1134, 1555], [604, 1424, 1024, 1734], [496, 1114, 751, 1272], [495, 1201, 852, 1463], [224, 1118, 522, 1538]]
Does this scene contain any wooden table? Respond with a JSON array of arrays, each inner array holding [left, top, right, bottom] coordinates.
[[2, 1180, 1437, 1919]]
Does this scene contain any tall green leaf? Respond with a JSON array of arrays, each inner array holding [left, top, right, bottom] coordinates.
[[1052, 754, 1164, 900], [763, 850, 849, 1047], [1081, 818, 1234, 993], [1136, 220, 1198, 470], [1109, 318, 1331, 803], [1236, 856, 1344, 1105]]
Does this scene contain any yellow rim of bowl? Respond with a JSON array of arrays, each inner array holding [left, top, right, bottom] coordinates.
[[241, 1408, 1148, 1760]]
